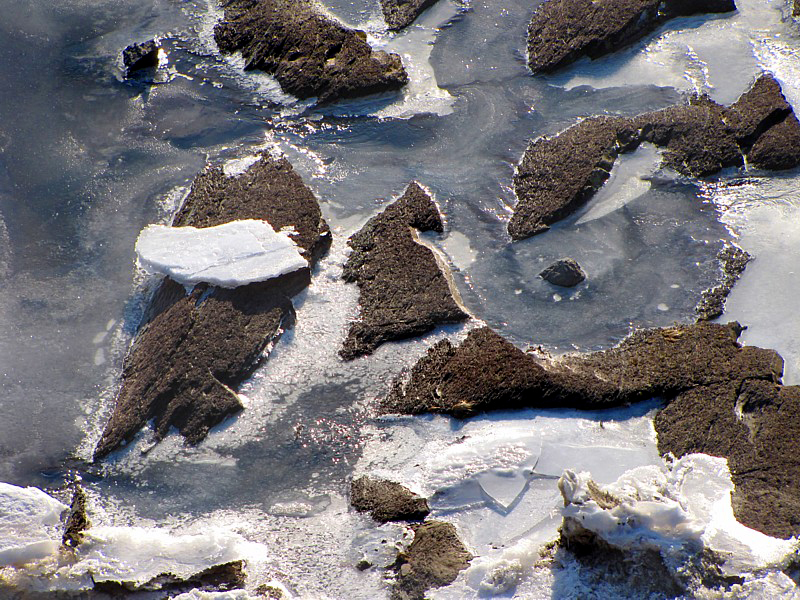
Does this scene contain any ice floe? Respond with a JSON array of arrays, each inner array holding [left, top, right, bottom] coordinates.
[[0, 483, 67, 566], [135, 219, 308, 288]]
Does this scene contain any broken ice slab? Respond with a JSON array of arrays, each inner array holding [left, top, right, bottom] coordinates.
[[0, 482, 67, 565], [535, 443, 660, 484], [135, 219, 308, 289]]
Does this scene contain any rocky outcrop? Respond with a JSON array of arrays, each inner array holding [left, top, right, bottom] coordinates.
[[540, 258, 586, 287], [527, 0, 736, 74], [391, 521, 472, 600], [350, 476, 430, 523], [94, 560, 246, 595], [381, 0, 440, 30], [94, 155, 330, 460], [510, 74, 800, 240], [383, 322, 800, 538], [61, 486, 90, 549], [695, 245, 751, 321], [122, 40, 159, 76], [214, 0, 407, 104], [340, 183, 468, 360]]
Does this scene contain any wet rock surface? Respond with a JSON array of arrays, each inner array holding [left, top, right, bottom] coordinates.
[[214, 0, 407, 104], [61, 486, 90, 549], [510, 75, 800, 240], [381, 0, 440, 30], [527, 0, 736, 74], [391, 521, 472, 600], [540, 257, 586, 287], [350, 476, 430, 523], [94, 155, 330, 460], [122, 39, 159, 75], [695, 244, 751, 321], [340, 182, 468, 360]]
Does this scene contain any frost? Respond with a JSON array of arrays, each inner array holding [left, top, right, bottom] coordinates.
[[135, 219, 307, 288]]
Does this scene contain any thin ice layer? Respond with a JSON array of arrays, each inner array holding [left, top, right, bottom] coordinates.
[[135, 220, 308, 288], [0, 483, 67, 566]]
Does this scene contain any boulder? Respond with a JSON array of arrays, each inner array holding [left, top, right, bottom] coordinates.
[[122, 40, 159, 76], [61, 486, 90, 549], [94, 154, 330, 460], [695, 244, 751, 321], [214, 0, 407, 104], [381, 0, 441, 30], [510, 75, 800, 241], [391, 521, 472, 600], [350, 476, 430, 523], [527, 0, 736, 74], [540, 258, 586, 287], [93, 560, 246, 594], [340, 183, 468, 360]]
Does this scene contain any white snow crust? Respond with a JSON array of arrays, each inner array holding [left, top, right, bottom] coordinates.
[[135, 219, 307, 288], [0, 483, 68, 566]]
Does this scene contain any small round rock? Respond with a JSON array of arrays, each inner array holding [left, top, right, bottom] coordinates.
[[539, 258, 586, 287]]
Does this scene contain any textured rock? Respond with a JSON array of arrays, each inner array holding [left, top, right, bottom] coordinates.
[[510, 75, 800, 240], [340, 183, 468, 360], [540, 258, 586, 287], [94, 560, 246, 594], [527, 0, 736, 74], [695, 245, 751, 321], [61, 486, 90, 549], [94, 155, 330, 460], [350, 476, 430, 523], [381, 0, 441, 30], [214, 0, 407, 104], [122, 40, 159, 75], [391, 521, 472, 600]]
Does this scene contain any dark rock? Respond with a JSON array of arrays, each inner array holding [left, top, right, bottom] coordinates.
[[391, 521, 472, 600], [356, 559, 373, 571], [540, 258, 586, 287], [510, 76, 800, 240], [350, 476, 430, 523], [93, 560, 246, 594], [255, 583, 288, 598], [61, 486, 90, 548], [214, 0, 407, 104], [94, 155, 330, 460], [527, 0, 736, 74], [695, 244, 751, 321], [122, 40, 159, 75], [340, 183, 468, 360], [795, 0, 800, 17], [381, 0, 441, 30]]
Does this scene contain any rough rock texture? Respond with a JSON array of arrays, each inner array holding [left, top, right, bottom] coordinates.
[[384, 321, 800, 538], [350, 476, 430, 523], [510, 75, 800, 240], [527, 0, 736, 74], [61, 486, 90, 548], [381, 0, 440, 30], [391, 521, 472, 600], [214, 0, 407, 104], [93, 560, 246, 594], [695, 245, 751, 321], [340, 183, 468, 360], [94, 155, 330, 460], [795, 0, 800, 17], [540, 258, 586, 287], [122, 40, 159, 75]]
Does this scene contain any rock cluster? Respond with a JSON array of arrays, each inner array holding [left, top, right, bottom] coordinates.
[[383, 321, 800, 538], [340, 182, 468, 360], [94, 154, 330, 460], [510, 74, 800, 240], [214, 0, 407, 104], [527, 0, 736, 74]]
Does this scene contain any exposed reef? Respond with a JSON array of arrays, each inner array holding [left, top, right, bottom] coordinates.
[[94, 155, 330, 460], [350, 476, 430, 523], [383, 321, 800, 538], [527, 0, 736, 74], [340, 183, 468, 360], [510, 74, 800, 240], [381, 0, 441, 30], [214, 0, 407, 104]]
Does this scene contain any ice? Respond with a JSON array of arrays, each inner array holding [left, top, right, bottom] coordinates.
[[135, 219, 308, 288], [0, 483, 67, 566]]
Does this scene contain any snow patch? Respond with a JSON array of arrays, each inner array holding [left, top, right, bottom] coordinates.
[[0, 483, 67, 566]]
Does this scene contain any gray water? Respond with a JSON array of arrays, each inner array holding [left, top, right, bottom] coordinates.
[[1, 0, 784, 595]]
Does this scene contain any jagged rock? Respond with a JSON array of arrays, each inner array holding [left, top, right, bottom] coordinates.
[[695, 244, 751, 321], [350, 476, 430, 523], [391, 521, 472, 600], [540, 258, 586, 287], [93, 560, 246, 594], [795, 0, 800, 17], [381, 0, 440, 30], [122, 40, 159, 75], [94, 155, 330, 460], [527, 0, 736, 74], [510, 75, 800, 240], [61, 486, 90, 548], [340, 183, 468, 360], [214, 0, 407, 104]]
